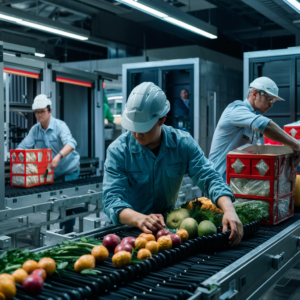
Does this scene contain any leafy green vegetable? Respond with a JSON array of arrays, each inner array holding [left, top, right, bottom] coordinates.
[[81, 269, 102, 275]]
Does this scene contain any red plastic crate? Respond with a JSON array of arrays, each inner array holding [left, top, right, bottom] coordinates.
[[10, 149, 54, 188], [284, 124, 300, 140], [227, 145, 296, 225]]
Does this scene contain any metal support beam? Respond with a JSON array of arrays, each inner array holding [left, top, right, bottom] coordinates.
[[0, 42, 4, 210]]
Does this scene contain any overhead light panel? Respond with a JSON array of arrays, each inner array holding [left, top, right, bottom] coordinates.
[[0, 10, 88, 41], [283, 0, 300, 13], [164, 17, 217, 39], [120, 0, 168, 18], [108, 96, 123, 100], [115, 0, 217, 39], [35, 53, 45, 57]]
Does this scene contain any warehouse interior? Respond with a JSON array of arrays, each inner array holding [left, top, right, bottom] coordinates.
[[1, 0, 300, 300]]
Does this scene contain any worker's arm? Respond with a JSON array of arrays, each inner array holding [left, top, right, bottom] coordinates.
[[103, 148, 164, 233], [50, 122, 77, 169], [263, 121, 300, 165], [186, 137, 243, 245], [104, 103, 114, 123], [16, 127, 36, 149], [51, 145, 74, 169]]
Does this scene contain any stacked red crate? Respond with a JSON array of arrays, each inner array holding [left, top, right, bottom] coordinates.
[[227, 145, 296, 225], [10, 149, 54, 188]]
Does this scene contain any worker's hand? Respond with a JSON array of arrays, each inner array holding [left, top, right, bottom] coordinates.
[[136, 214, 166, 234], [50, 154, 61, 170], [222, 209, 243, 246]]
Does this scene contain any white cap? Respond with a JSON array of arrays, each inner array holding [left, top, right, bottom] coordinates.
[[121, 82, 170, 133], [32, 94, 52, 110], [250, 77, 284, 101]]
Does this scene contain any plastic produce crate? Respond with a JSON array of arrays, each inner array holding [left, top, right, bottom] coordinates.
[[227, 145, 296, 225], [10, 149, 54, 188]]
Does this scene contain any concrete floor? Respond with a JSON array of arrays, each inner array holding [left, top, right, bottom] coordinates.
[[261, 261, 300, 300]]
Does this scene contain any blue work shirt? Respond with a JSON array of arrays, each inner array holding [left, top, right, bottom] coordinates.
[[103, 125, 234, 225], [209, 98, 271, 179], [17, 116, 80, 178]]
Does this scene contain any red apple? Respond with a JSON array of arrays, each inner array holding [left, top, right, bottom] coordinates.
[[114, 243, 133, 254], [23, 274, 44, 296], [103, 234, 121, 251], [156, 229, 170, 239], [121, 236, 136, 248], [167, 232, 175, 236], [170, 234, 181, 248]]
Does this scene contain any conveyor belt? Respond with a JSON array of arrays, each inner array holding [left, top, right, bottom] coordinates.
[[5, 176, 103, 198]]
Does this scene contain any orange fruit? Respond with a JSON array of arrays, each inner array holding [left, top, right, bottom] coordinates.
[[142, 234, 156, 242], [112, 250, 132, 268], [91, 245, 109, 263], [157, 235, 172, 251], [137, 249, 152, 261], [138, 233, 148, 238], [22, 260, 39, 274], [0, 279, 16, 300], [38, 257, 56, 275], [134, 237, 147, 250], [0, 274, 14, 283], [145, 241, 159, 254], [74, 255, 95, 273], [176, 229, 189, 242], [0, 292, 6, 300], [12, 269, 28, 284]]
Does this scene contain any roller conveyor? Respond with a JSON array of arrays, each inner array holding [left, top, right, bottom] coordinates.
[[21, 211, 300, 300], [5, 176, 103, 198]]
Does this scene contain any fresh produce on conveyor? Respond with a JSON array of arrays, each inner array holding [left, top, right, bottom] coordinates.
[[5, 176, 103, 198], [0, 220, 261, 299]]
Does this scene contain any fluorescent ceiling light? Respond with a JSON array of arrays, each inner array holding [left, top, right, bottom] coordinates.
[[4, 52, 16, 57], [35, 53, 45, 57], [164, 17, 217, 39], [120, 0, 168, 18], [108, 96, 123, 100], [0, 14, 88, 40], [283, 0, 300, 13], [116, 0, 217, 39]]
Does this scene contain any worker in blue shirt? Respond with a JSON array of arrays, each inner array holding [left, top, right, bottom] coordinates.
[[103, 82, 243, 246], [209, 77, 300, 180], [17, 94, 80, 181], [17, 94, 81, 233]]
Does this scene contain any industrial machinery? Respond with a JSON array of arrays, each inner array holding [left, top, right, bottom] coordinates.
[[21, 212, 300, 300], [122, 58, 242, 156], [244, 47, 300, 128]]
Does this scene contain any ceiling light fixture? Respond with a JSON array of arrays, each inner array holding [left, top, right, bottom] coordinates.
[[283, 0, 300, 13], [164, 17, 217, 39], [0, 13, 88, 41], [108, 96, 123, 100], [115, 0, 217, 39], [35, 53, 45, 57]]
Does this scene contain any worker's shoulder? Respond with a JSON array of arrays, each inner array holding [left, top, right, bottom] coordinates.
[[107, 131, 131, 152], [50, 117, 69, 128], [163, 125, 194, 145], [227, 100, 250, 111]]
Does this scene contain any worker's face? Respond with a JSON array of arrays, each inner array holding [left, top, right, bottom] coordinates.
[[252, 90, 276, 114], [180, 90, 189, 100], [131, 116, 167, 147], [35, 108, 51, 123]]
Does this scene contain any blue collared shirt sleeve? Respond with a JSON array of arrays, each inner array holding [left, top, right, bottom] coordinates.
[[186, 137, 235, 206], [17, 127, 36, 149], [103, 147, 133, 224], [230, 105, 271, 133], [58, 122, 77, 149]]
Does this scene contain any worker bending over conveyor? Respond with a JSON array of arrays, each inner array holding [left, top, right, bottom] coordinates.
[[209, 77, 300, 180], [103, 82, 243, 246]]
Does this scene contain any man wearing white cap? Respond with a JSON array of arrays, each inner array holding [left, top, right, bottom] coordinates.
[[103, 82, 243, 246], [17, 94, 80, 181], [209, 77, 300, 180]]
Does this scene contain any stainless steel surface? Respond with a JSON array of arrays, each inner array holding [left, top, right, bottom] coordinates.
[[0, 236, 11, 250], [44, 229, 79, 246], [83, 216, 102, 232], [201, 219, 300, 300], [6, 181, 102, 208], [52, 64, 97, 81]]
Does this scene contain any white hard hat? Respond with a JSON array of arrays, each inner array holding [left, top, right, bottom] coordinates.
[[121, 82, 170, 133], [32, 94, 52, 110], [250, 77, 284, 101]]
